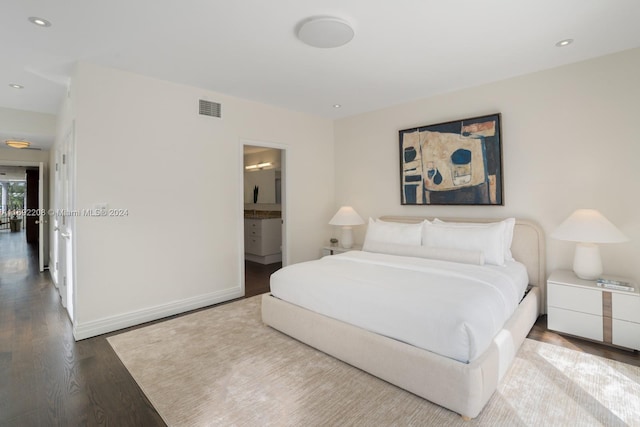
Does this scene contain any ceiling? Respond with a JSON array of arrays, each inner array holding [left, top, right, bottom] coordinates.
[[0, 131, 49, 152], [2, 0, 640, 128]]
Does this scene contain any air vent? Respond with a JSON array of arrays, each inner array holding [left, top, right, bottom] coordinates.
[[199, 99, 221, 118]]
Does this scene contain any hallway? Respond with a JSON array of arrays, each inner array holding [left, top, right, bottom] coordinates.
[[0, 229, 164, 426]]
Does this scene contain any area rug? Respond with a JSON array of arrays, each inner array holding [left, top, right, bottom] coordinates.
[[107, 295, 640, 426]]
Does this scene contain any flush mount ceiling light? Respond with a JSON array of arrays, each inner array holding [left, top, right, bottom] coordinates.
[[296, 16, 354, 48], [5, 139, 31, 149], [28, 16, 52, 27], [555, 38, 573, 47], [9, 83, 24, 89]]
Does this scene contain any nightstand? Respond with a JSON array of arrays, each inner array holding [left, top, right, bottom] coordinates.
[[547, 270, 640, 351], [322, 244, 362, 256]]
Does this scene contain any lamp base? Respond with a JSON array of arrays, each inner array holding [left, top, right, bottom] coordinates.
[[573, 242, 602, 280], [340, 226, 354, 249]]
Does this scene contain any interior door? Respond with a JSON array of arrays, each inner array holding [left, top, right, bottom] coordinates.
[[25, 169, 38, 243], [23, 163, 46, 271], [57, 148, 68, 309], [51, 154, 61, 286], [38, 161, 45, 272], [279, 149, 286, 266], [56, 126, 75, 320], [57, 228, 68, 308]]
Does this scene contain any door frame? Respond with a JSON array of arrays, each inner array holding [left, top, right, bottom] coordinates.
[[38, 161, 45, 271], [239, 139, 289, 294], [0, 160, 47, 271]]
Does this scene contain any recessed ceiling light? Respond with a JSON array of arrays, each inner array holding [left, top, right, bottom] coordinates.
[[555, 39, 573, 47], [297, 16, 354, 48], [9, 83, 24, 89], [5, 140, 31, 149], [28, 16, 52, 27], [333, 104, 342, 108]]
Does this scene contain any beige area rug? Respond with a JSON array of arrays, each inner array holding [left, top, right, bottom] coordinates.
[[108, 296, 640, 427]]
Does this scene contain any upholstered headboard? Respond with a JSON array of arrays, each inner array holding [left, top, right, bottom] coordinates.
[[378, 216, 546, 313]]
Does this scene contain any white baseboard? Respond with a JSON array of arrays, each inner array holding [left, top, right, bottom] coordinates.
[[73, 287, 244, 341]]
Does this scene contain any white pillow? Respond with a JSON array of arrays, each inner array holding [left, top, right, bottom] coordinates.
[[422, 221, 506, 266], [362, 218, 424, 249], [433, 218, 516, 261], [363, 241, 485, 265]]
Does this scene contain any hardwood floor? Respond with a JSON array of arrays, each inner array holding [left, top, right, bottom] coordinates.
[[0, 235, 283, 426], [244, 260, 281, 298], [529, 315, 640, 367], [0, 230, 165, 426], [1, 233, 636, 425]]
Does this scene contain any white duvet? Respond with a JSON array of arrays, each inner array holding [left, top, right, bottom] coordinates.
[[270, 251, 529, 363]]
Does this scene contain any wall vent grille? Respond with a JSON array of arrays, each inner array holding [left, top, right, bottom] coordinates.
[[199, 100, 221, 118]]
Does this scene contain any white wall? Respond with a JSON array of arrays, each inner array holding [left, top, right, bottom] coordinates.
[[0, 147, 49, 163], [66, 62, 334, 338], [0, 107, 56, 139], [334, 48, 640, 281]]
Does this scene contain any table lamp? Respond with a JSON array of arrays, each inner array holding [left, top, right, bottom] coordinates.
[[551, 209, 628, 280], [329, 206, 364, 249]]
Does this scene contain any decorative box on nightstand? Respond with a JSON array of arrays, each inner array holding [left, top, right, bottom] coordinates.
[[322, 244, 362, 256], [547, 270, 640, 351]]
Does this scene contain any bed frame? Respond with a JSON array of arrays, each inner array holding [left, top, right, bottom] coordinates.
[[261, 217, 545, 420]]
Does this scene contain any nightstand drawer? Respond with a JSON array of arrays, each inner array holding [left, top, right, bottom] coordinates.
[[548, 283, 602, 315], [612, 319, 640, 350], [612, 293, 640, 323], [547, 307, 603, 342]]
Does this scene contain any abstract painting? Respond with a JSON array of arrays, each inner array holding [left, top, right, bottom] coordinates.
[[399, 113, 503, 205]]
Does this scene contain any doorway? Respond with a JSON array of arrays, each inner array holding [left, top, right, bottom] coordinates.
[[241, 141, 287, 297], [0, 162, 46, 272]]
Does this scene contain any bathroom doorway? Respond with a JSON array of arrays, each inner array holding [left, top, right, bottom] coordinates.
[[241, 141, 287, 297]]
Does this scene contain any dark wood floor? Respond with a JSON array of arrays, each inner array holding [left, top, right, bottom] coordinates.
[[0, 233, 283, 426], [0, 229, 166, 426], [244, 260, 281, 298], [529, 315, 640, 367], [1, 232, 637, 425]]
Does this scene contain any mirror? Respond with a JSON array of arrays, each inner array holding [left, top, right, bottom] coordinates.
[[244, 169, 276, 204]]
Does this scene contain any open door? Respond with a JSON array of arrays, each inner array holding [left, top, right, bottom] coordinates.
[[23, 163, 46, 272], [25, 169, 38, 243], [38, 161, 45, 272], [55, 126, 75, 320]]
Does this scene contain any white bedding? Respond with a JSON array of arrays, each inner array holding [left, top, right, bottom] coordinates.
[[269, 251, 529, 363]]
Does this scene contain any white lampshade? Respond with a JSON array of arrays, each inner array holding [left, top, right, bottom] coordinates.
[[551, 209, 628, 243], [329, 206, 364, 226], [551, 209, 628, 280], [329, 206, 364, 249]]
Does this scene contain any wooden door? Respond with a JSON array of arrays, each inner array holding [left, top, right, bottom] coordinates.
[[25, 169, 39, 243]]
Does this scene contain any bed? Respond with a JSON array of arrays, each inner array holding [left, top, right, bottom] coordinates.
[[261, 216, 545, 420]]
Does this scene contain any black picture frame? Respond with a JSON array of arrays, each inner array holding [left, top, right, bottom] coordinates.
[[399, 113, 503, 205]]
